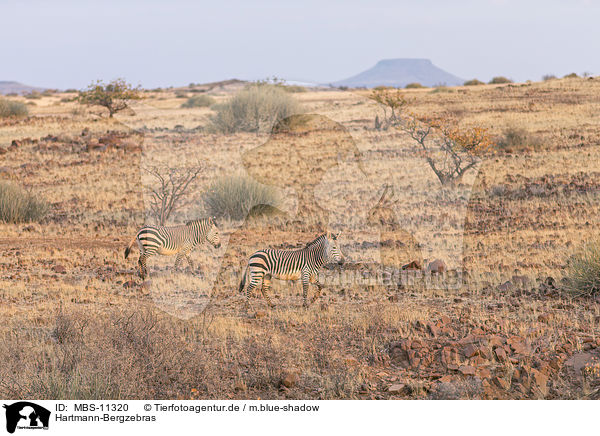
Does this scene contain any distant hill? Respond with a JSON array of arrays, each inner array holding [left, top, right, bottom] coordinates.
[[331, 58, 464, 88], [0, 81, 45, 95]]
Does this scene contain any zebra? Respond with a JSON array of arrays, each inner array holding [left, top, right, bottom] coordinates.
[[238, 232, 344, 308], [124, 217, 221, 279]]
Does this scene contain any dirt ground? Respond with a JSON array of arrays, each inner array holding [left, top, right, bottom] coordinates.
[[1, 77, 599, 399]]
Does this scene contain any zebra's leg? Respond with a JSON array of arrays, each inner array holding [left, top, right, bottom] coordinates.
[[174, 252, 184, 271], [185, 254, 194, 270], [244, 270, 262, 311], [260, 275, 275, 308], [310, 276, 323, 305], [138, 254, 148, 279], [301, 270, 311, 307]]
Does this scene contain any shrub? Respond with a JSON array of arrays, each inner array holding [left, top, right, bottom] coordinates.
[[0, 181, 49, 223], [181, 95, 215, 108], [564, 73, 579, 79], [563, 241, 600, 297], [489, 76, 512, 84], [405, 82, 425, 89], [430, 86, 454, 94], [542, 74, 557, 81], [0, 99, 29, 118], [203, 174, 282, 220], [464, 79, 484, 86], [24, 91, 42, 100], [497, 126, 542, 152], [78, 79, 142, 117], [210, 84, 302, 134]]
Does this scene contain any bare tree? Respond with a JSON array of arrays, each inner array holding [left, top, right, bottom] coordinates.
[[143, 165, 202, 225], [368, 88, 411, 131], [401, 115, 493, 186]]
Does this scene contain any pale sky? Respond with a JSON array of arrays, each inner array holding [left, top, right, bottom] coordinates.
[[2, 0, 599, 89]]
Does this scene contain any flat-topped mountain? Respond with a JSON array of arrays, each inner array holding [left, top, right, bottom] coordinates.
[[332, 58, 464, 88], [0, 81, 45, 95]]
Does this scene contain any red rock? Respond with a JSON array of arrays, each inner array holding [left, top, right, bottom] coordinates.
[[497, 281, 514, 292], [427, 259, 446, 274], [122, 280, 136, 289], [463, 344, 480, 358], [494, 347, 507, 362], [387, 384, 405, 394], [280, 370, 300, 388], [254, 310, 267, 319], [458, 365, 476, 376], [478, 368, 492, 379], [0, 147, 7, 155], [492, 376, 510, 390], [52, 265, 67, 274], [344, 356, 359, 367], [402, 261, 422, 270], [530, 369, 548, 396]]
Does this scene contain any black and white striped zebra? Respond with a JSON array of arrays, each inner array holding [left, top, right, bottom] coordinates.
[[238, 232, 344, 308], [124, 218, 221, 279]]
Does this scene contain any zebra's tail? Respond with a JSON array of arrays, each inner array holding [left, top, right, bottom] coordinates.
[[238, 266, 248, 294], [124, 234, 138, 259]]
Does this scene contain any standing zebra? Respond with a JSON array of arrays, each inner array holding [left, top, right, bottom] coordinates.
[[124, 218, 221, 279], [238, 232, 344, 308]]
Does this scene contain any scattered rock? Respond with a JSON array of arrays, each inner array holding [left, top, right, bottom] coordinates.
[[494, 347, 507, 362], [492, 376, 510, 390], [123, 280, 136, 289], [458, 365, 476, 376], [402, 260, 422, 270], [387, 383, 405, 394], [427, 259, 446, 274], [52, 265, 67, 274], [280, 370, 300, 388], [254, 310, 267, 319]]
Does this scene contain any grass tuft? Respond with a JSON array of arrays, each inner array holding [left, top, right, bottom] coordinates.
[[0, 181, 49, 223], [203, 174, 282, 220]]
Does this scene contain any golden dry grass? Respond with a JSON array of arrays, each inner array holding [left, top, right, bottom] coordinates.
[[1, 77, 600, 399]]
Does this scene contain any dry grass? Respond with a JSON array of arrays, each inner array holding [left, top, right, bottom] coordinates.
[[1, 76, 600, 399]]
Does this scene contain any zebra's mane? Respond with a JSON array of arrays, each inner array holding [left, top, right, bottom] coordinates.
[[304, 234, 327, 248], [185, 218, 208, 226]]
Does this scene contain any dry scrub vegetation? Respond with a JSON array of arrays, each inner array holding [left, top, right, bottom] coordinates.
[[1, 76, 600, 399]]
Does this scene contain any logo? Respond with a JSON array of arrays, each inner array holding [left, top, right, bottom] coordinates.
[[3, 402, 50, 434]]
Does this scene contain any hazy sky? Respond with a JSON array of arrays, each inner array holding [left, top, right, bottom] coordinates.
[[2, 0, 599, 89]]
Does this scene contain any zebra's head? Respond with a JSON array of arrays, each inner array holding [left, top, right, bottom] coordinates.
[[326, 232, 344, 265], [206, 217, 221, 248]]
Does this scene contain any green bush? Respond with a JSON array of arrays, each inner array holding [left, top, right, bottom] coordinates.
[[464, 79, 484, 86], [0, 99, 29, 118], [564, 73, 579, 79], [203, 174, 282, 220], [430, 86, 454, 94], [497, 126, 542, 152], [209, 84, 302, 134], [489, 76, 513, 84], [0, 181, 49, 223], [563, 241, 600, 297], [181, 95, 215, 108], [405, 83, 425, 89]]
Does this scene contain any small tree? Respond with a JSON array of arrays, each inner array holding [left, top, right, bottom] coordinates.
[[401, 114, 493, 186], [143, 165, 202, 225], [78, 79, 142, 117], [368, 87, 411, 130]]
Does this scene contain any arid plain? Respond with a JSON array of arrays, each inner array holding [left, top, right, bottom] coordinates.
[[1, 76, 599, 399]]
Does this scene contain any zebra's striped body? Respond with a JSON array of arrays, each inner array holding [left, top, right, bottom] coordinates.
[[125, 218, 221, 279], [238, 233, 343, 308]]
